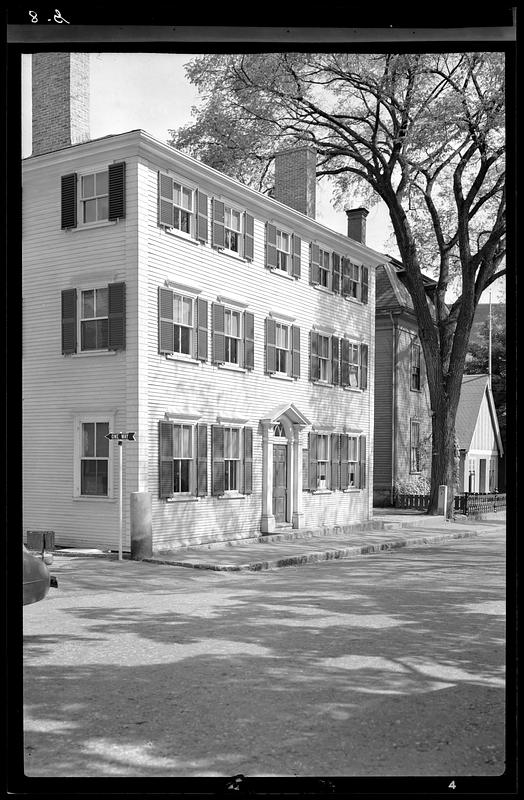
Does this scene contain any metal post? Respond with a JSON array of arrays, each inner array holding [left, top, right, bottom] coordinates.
[[118, 440, 123, 561]]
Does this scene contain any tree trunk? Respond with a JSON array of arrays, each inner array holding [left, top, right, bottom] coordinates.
[[427, 393, 458, 516]]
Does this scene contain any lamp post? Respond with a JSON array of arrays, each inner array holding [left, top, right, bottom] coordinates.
[[105, 432, 136, 560]]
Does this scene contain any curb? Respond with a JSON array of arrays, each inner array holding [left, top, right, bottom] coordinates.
[[143, 528, 495, 572]]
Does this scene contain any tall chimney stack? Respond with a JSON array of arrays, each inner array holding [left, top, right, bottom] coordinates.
[[32, 52, 90, 156], [345, 207, 369, 245], [273, 145, 316, 218]]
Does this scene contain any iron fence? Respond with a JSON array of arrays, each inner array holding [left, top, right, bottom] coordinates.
[[454, 492, 506, 515]]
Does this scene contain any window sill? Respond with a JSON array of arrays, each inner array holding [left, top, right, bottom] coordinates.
[[215, 247, 248, 264], [343, 488, 361, 493], [70, 350, 118, 358], [217, 492, 247, 500], [165, 353, 201, 365], [70, 220, 118, 232], [343, 386, 362, 393], [162, 226, 200, 245], [269, 268, 296, 281], [166, 495, 199, 503], [312, 380, 333, 388], [312, 489, 333, 495], [313, 284, 333, 295], [268, 372, 294, 382], [218, 363, 247, 374], [73, 495, 116, 502], [344, 295, 364, 305]]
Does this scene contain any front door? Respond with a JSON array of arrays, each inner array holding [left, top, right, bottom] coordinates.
[[272, 444, 287, 523], [479, 459, 486, 493]]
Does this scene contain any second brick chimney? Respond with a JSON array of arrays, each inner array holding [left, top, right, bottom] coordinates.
[[273, 145, 316, 219], [345, 207, 369, 245], [31, 52, 90, 156]]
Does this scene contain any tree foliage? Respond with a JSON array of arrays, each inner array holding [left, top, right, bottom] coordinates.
[[170, 52, 506, 513]]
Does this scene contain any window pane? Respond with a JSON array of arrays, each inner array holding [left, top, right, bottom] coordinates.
[[81, 320, 97, 350], [174, 460, 191, 493], [97, 319, 108, 349], [173, 183, 181, 206], [96, 287, 108, 317], [96, 422, 109, 457], [83, 199, 97, 223], [231, 210, 241, 231], [231, 428, 240, 458], [97, 196, 109, 220], [81, 460, 108, 495], [179, 326, 191, 354], [317, 435, 328, 461], [82, 290, 95, 319], [181, 426, 192, 458], [95, 171, 108, 195], [83, 423, 95, 457], [182, 187, 192, 210], [182, 297, 192, 325], [224, 427, 231, 458], [82, 174, 95, 198]]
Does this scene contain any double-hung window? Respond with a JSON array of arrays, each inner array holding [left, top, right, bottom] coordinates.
[[310, 331, 332, 383], [75, 417, 113, 498], [80, 287, 109, 351], [347, 436, 359, 487], [349, 263, 360, 298], [410, 421, 421, 473], [158, 173, 194, 235], [224, 206, 242, 253], [276, 230, 291, 272], [316, 434, 330, 488], [266, 223, 301, 277], [265, 317, 301, 378], [173, 424, 193, 493], [348, 342, 360, 388], [173, 294, 193, 356], [158, 286, 208, 362], [81, 171, 108, 223], [318, 248, 331, 288], [275, 323, 289, 374], [224, 427, 241, 491], [211, 424, 253, 496], [224, 308, 241, 365], [159, 420, 208, 499], [411, 341, 421, 390]]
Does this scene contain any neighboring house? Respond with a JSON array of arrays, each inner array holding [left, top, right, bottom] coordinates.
[[373, 259, 434, 506], [22, 53, 384, 552], [455, 374, 503, 493]]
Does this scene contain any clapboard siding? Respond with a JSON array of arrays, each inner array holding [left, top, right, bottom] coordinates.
[[23, 133, 377, 551], [373, 324, 393, 485]]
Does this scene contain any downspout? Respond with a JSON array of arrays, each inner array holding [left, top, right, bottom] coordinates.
[[389, 312, 398, 505]]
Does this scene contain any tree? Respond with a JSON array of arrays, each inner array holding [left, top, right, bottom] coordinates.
[[170, 53, 506, 514], [465, 306, 506, 446]]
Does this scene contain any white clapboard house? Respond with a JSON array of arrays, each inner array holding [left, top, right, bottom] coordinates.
[[22, 53, 385, 552]]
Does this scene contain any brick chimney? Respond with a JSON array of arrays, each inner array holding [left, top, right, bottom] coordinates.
[[273, 145, 316, 218], [31, 52, 90, 156], [345, 207, 369, 244]]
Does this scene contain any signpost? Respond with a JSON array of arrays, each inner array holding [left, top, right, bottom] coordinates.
[[105, 432, 136, 560]]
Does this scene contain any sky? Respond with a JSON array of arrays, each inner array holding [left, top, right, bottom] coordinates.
[[21, 52, 504, 301]]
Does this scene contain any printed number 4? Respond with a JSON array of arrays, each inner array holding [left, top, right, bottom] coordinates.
[[449, 780, 456, 789]]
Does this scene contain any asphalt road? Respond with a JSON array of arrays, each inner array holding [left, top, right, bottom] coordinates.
[[22, 532, 507, 779]]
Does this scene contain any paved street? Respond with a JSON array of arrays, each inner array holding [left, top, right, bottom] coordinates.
[[23, 532, 506, 778]]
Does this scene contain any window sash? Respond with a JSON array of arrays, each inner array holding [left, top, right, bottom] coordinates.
[[80, 421, 109, 496], [80, 288, 109, 351], [81, 172, 109, 223], [410, 422, 421, 472], [173, 459, 191, 493]]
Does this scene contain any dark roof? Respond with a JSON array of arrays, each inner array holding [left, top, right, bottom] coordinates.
[[375, 261, 436, 316]]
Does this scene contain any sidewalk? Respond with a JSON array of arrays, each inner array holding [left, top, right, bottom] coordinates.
[[143, 511, 506, 572]]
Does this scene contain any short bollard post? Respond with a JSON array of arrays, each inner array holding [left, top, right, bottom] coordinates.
[[437, 485, 448, 516], [130, 492, 153, 560]]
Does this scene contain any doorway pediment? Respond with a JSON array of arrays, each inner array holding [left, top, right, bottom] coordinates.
[[261, 402, 311, 428]]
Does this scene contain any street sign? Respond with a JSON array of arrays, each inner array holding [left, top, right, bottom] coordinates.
[[105, 432, 136, 441]]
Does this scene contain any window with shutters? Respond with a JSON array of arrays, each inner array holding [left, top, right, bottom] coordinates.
[[347, 342, 360, 388], [223, 427, 241, 491], [73, 414, 115, 498], [172, 294, 193, 356], [61, 283, 126, 355], [341, 259, 369, 303], [211, 424, 253, 496], [274, 323, 289, 374], [224, 206, 242, 253], [347, 436, 359, 487], [158, 420, 207, 499], [212, 302, 254, 370], [411, 341, 422, 391], [276, 229, 291, 271], [266, 223, 300, 277], [158, 286, 207, 362], [81, 171, 108, 223], [318, 248, 331, 288], [224, 308, 241, 365], [265, 317, 300, 379], [158, 173, 195, 236]]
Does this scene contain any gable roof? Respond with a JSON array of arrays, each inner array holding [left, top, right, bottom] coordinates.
[[455, 374, 503, 454], [375, 259, 437, 317]]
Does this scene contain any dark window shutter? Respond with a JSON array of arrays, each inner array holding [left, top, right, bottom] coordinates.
[[361, 265, 369, 304], [196, 298, 208, 361], [61, 173, 77, 229], [196, 190, 208, 242], [196, 424, 208, 497], [266, 317, 277, 373], [291, 325, 301, 379], [212, 198, 225, 248], [243, 311, 255, 370], [292, 234, 301, 278], [310, 331, 320, 382], [108, 281, 126, 350], [360, 344, 369, 390], [302, 448, 309, 491], [308, 432, 318, 490], [244, 213, 254, 261], [61, 288, 77, 354], [340, 434, 349, 489], [341, 338, 350, 387], [158, 287, 174, 354], [158, 173, 173, 226], [359, 435, 367, 489], [310, 243, 320, 285], [331, 433, 341, 490], [108, 162, 126, 220], [212, 425, 225, 496], [266, 223, 277, 268], [332, 336, 340, 386], [342, 257, 351, 296], [332, 253, 341, 294], [243, 427, 253, 494], [159, 421, 174, 499], [212, 303, 225, 364]]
